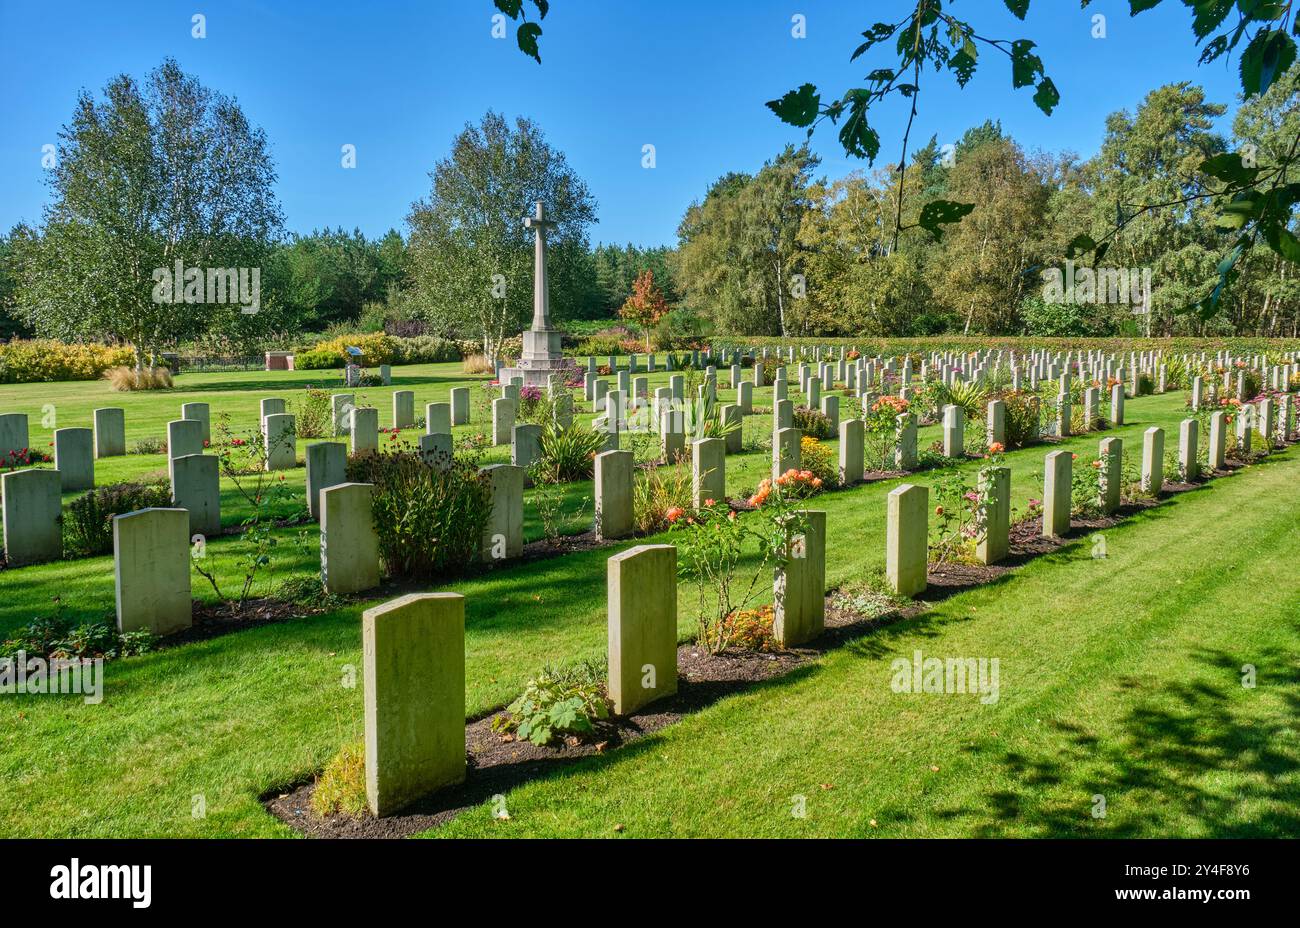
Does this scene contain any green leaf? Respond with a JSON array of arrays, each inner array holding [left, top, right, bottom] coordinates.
[[1240, 29, 1296, 96], [1271, 228, 1300, 263], [836, 98, 880, 161], [1189, 0, 1233, 40], [766, 83, 821, 128], [1128, 0, 1162, 13], [1010, 40, 1044, 88], [516, 22, 542, 63], [530, 0, 549, 18], [851, 23, 897, 61], [494, 0, 522, 16], [1066, 233, 1097, 258], [1004, 0, 1030, 20], [918, 200, 975, 241], [1199, 152, 1260, 185], [949, 48, 978, 87], [1033, 77, 1060, 115]]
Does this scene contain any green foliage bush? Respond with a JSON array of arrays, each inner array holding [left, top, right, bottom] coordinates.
[[792, 404, 834, 439], [0, 604, 156, 661], [491, 659, 610, 746], [0, 339, 136, 384], [536, 421, 607, 483], [347, 449, 493, 580], [63, 481, 172, 557], [293, 387, 334, 439]]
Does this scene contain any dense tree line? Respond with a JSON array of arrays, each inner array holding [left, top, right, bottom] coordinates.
[[671, 71, 1300, 338]]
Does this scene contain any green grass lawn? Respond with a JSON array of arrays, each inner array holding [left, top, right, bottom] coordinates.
[[1, 363, 1296, 837]]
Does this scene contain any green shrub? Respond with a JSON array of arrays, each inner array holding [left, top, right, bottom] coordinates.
[[491, 659, 611, 746], [347, 449, 493, 580], [63, 481, 172, 557], [293, 387, 334, 439], [536, 422, 607, 483], [392, 335, 460, 364], [792, 405, 835, 439], [0, 603, 156, 661], [0, 340, 136, 384]]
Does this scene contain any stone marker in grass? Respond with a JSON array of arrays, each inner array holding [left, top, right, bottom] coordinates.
[[181, 402, 211, 443], [1209, 410, 1227, 471], [350, 406, 379, 454], [607, 544, 678, 716], [839, 418, 864, 486], [114, 507, 191, 636], [1141, 427, 1164, 495], [306, 442, 347, 520], [595, 449, 634, 541], [0, 413, 28, 459], [93, 408, 126, 458], [332, 394, 355, 437], [263, 413, 296, 471], [942, 404, 964, 458], [321, 483, 381, 595], [393, 390, 415, 430], [168, 418, 204, 460], [1, 468, 61, 565], [661, 406, 685, 463], [450, 387, 470, 426], [492, 397, 515, 447], [418, 432, 453, 471], [1083, 387, 1100, 430], [170, 453, 220, 537], [480, 464, 524, 563], [364, 592, 466, 817], [692, 437, 726, 507], [1099, 436, 1123, 514], [774, 509, 826, 647], [1042, 449, 1072, 538], [260, 397, 286, 421], [1178, 419, 1199, 481], [721, 403, 742, 454], [425, 402, 451, 435], [886, 484, 928, 597], [895, 412, 918, 471], [54, 427, 94, 492], [511, 423, 542, 469], [1110, 382, 1125, 426], [773, 426, 801, 480], [976, 466, 1010, 565], [987, 399, 1006, 448]]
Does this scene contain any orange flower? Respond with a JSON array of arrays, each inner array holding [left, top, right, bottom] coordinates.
[[704, 498, 716, 507], [988, 442, 1004, 455], [935, 506, 944, 516], [665, 506, 684, 523]]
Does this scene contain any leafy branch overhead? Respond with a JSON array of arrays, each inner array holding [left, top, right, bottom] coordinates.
[[764, 0, 1300, 312], [494, 0, 549, 63]]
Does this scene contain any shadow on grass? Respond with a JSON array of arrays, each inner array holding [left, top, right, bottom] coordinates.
[[891, 644, 1300, 837]]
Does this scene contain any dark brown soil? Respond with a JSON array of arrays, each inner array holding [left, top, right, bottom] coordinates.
[[265, 642, 812, 839], [161, 596, 341, 648]]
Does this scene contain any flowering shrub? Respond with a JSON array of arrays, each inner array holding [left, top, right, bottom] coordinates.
[[672, 498, 806, 654], [0, 339, 135, 384], [633, 462, 693, 534], [2, 447, 52, 471], [799, 435, 836, 487], [63, 481, 171, 557], [864, 395, 909, 470], [748, 468, 823, 506], [719, 605, 777, 652]]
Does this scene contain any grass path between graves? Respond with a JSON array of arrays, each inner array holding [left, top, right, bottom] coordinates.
[[429, 448, 1300, 838], [1, 384, 1297, 836]]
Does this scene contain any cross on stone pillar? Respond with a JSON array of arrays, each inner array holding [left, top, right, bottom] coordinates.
[[523, 200, 557, 332]]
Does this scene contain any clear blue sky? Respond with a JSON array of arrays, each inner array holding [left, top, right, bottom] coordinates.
[[0, 0, 1245, 248]]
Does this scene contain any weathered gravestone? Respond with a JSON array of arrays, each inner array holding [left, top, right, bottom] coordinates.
[[93, 408, 126, 458], [321, 483, 381, 595], [54, 427, 94, 492], [114, 508, 191, 636], [594, 449, 634, 540], [1, 468, 61, 565], [364, 592, 466, 817], [171, 453, 220, 537], [773, 510, 826, 647], [886, 484, 928, 597], [607, 545, 678, 715], [306, 442, 348, 520]]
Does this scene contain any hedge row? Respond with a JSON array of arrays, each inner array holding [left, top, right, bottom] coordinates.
[[0, 340, 136, 384]]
